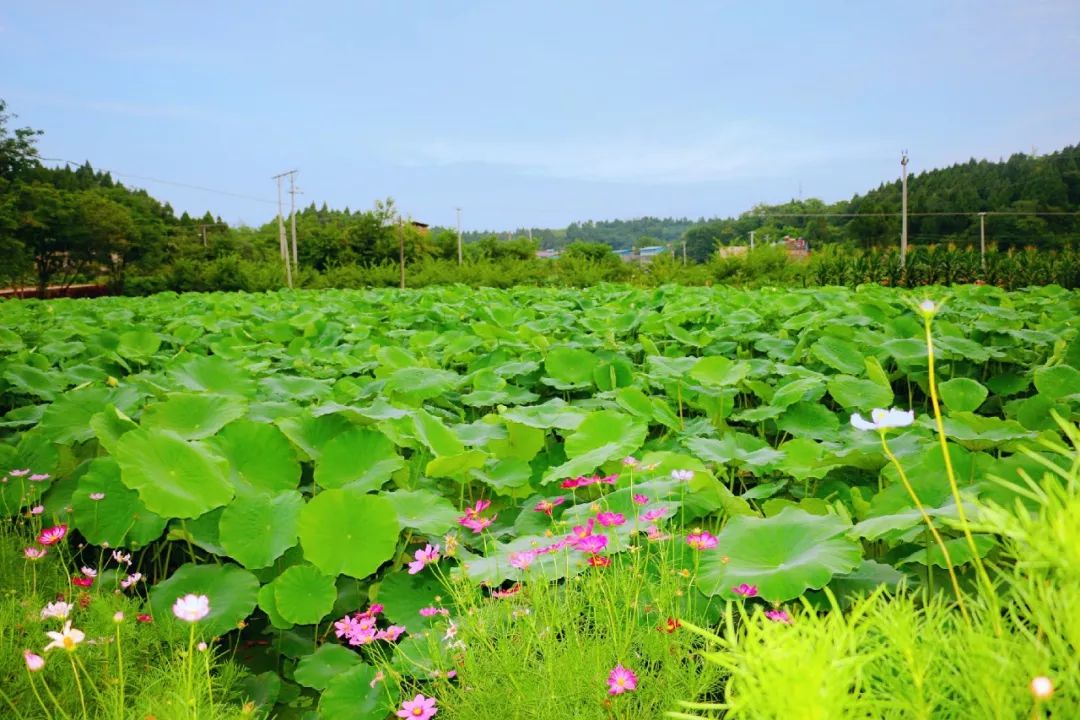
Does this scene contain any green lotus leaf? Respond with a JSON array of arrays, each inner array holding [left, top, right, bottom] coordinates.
[[544, 346, 596, 385], [384, 489, 460, 535], [810, 336, 865, 375], [149, 563, 259, 637], [170, 354, 257, 397], [315, 426, 404, 491], [299, 489, 400, 579], [294, 644, 364, 691], [275, 412, 354, 461], [1034, 364, 1080, 401], [72, 457, 167, 548], [319, 664, 398, 720], [826, 375, 894, 410], [564, 410, 646, 460], [500, 399, 587, 430], [218, 490, 303, 569], [698, 507, 862, 601], [426, 450, 488, 478], [411, 408, 465, 456], [938, 378, 989, 413], [898, 535, 996, 568], [116, 328, 161, 360], [141, 393, 248, 441], [89, 405, 139, 455], [377, 570, 443, 633], [272, 564, 337, 625], [257, 583, 293, 630], [114, 429, 234, 519], [690, 356, 749, 387], [383, 367, 461, 402], [207, 420, 301, 494]]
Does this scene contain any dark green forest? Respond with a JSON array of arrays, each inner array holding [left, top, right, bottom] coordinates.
[[2, 97, 1078, 295]]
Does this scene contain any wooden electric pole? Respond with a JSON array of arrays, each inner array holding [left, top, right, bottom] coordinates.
[[900, 151, 909, 267], [979, 211, 987, 271], [287, 171, 301, 275], [399, 217, 406, 290], [455, 207, 463, 265], [272, 171, 294, 288]]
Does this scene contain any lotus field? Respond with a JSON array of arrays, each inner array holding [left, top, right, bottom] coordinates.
[[1, 283, 1079, 719]]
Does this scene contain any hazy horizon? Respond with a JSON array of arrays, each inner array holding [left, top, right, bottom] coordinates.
[[3, 1, 1078, 230]]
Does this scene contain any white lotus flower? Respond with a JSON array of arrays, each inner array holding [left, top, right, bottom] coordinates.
[[850, 408, 915, 431], [172, 594, 210, 622]]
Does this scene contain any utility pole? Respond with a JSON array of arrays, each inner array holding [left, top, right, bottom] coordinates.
[[979, 212, 987, 271], [287, 171, 301, 275], [900, 151, 909, 267], [272, 171, 293, 289], [455, 207, 463, 265], [749, 230, 755, 250], [682, 238, 687, 265], [399, 217, 406, 290]]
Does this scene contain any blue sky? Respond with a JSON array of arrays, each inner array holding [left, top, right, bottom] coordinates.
[[3, 2, 1078, 230]]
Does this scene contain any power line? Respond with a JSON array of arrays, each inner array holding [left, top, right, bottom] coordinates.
[[748, 210, 1080, 218], [39, 157, 277, 206]]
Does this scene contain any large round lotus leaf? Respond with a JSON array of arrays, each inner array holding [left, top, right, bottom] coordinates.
[[89, 405, 138, 455], [564, 410, 646, 459], [117, 328, 161, 360], [273, 564, 337, 625], [698, 507, 862, 602], [383, 367, 461, 402], [294, 644, 364, 691], [299, 490, 400, 578], [314, 427, 405, 491], [1034, 364, 1080, 401], [319, 664, 397, 720], [257, 583, 293, 630], [149, 563, 259, 637], [218, 490, 303, 569], [384, 489, 459, 535], [114, 429, 234, 519], [690, 356, 750, 387], [141, 393, 248, 440], [276, 413, 354, 462], [544, 346, 596, 385], [411, 409, 464, 456], [809, 337, 865, 375], [171, 354, 257, 397], [377, 570, 444, 633], [826, 375, 893, 410], [938, 378, 989, 413], [72, 456, 167, 548], [208, 420, 300, 494]]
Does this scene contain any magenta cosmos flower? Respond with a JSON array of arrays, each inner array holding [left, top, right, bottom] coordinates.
[[458, 500, 496, 533], [608, 665, 638, 695], [596, 511, 626, 528], [732, 583, 758, 598], [408, 544, 440, 575], [534, 497, 565, 516], [396, 693, 438, 719], [632, 494, 649, 505], [576, 534, 609, 554], [686, 530, 718, 550], [764, 609, 793, 624], [37, 525, 67, 546], [641, 508, 666, 522], [509, 550, 536, 570]]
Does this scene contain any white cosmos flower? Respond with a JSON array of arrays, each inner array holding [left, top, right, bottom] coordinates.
[[44, 621, 85, 652], [850, 408, 916, 431], [41, 601, 73, 620]]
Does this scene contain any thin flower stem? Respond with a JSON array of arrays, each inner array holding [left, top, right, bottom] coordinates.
[[115, 624, 125, 720], [0, 683, 26, 720], [879, 433, 970, 625], [68, 655, 88, 720], [35, 672, 74, 720], [922, 314, 1002, 634]]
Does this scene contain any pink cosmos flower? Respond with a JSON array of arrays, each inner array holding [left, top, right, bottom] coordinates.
[[622, 456, 639, 467], [408, 544, 441, 575], [112, 550, 132, 565], [587, 555, 611, 567], [509, 550, 536, 570], [363, 603, 383, 617], [671, 469, 694, 481], [172, 594, 210, 622], [732, 584, 758, 598], [459, 516, 493, 533], [88, 493, 106, 501], [596, 512, 626, 528], [686, 530, 718, 551], [37, 525, 67, 546], [646, 525, 670, 542], [462, 499, 491, 518], [29, 505, 44, 515], [419, 607, 449, 617], [334, 615, 361, 639], [24, 547, 47, 560], [120, 572, 143, 589], [576, 534, 609, 554], [641, 508, 666, 522], [24, 650, 45, 672], [9, 468, 30, 477], [608, 665, 638, 695], [72, 576, 94, 588], [632, 494, 649, 505], [30, 473, 50, 482], [571, 519, 595, 540], [80, 567, 97, 578], [765, 609, 793, 624], [396, 694, 437, 720], [136, 614, 153, 623], [560, 476, 584, 489], [534, 497, 565, 516], [377, 625, 407, 642], [41, 601, 73, 620]]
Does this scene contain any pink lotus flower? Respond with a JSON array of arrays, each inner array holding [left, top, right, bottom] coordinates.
[[29, 505, 44, 515], [37, 525, 67, 546], [576, 534, 609, 554], [596, 512, 626, 528], [587, 555, 611, 567], [509, 550, 536, 570], [172, 594, 210, 622], [765, 609, 793, 624], [408, 544, 441, 575], [24, 547, 47, 560], [632, 494, 649, 505], [88, 493, 106, 501], [396, 693, 437, 720], [686, 530, 718, 550], [24, 650, 45, 672], [30, 473, 50, 482], [534, 497, 565, 516], [608, 664, 638, 695], [732, 583, 758, 598]]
